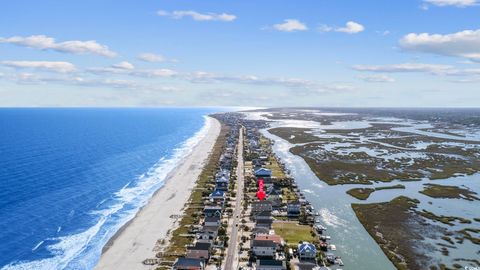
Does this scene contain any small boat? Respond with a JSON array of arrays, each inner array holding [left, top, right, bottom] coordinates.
[[320, 235, 331, 241], [329, 244, 336, 251], [314, 224, 326, 231], [326, 253, 335, 263], [335, 257, 344, 266]]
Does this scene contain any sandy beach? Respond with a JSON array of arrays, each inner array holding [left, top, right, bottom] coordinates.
[[95, 116, 221, 270]]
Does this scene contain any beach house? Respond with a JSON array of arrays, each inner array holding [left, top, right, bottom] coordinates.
[[252, 201, 273, 215], [255, 168, 272, 183], [254, 234, 284, 248], [287, 202, 301, 218], [214, 175, 229, 191], [256, 218, 273, 229], [255, 259, 287, 270], [252, 239, 277, 258], [254, 210, 272, 221], [186, 242, 211, 261], [298, 242, 317, 260], [209, 189, 225, 204], [203, 206, 222, 217], [196, 225, 219, 243], [204, 216, 221, 227], [172, 257, 205, 270]]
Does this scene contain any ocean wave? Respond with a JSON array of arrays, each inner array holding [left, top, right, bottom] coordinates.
[[2, 116, 212, 270]]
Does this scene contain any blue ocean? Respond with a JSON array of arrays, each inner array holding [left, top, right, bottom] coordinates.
[[0, 108, 216, 269]]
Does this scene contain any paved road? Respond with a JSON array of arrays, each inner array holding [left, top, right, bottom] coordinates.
[[224, 127, 244, 270]]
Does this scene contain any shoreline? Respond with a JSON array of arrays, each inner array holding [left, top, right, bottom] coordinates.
[[95, 116, 221, 270]]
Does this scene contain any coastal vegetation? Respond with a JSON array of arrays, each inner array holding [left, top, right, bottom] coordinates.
[[346, 184, 405, 200], [352, 195, 480, 270], [287, 127, 480, 185], [269, 127, 320, 144], [257, 108, 480, 269], [352, 196, 435, 270], [158, 123, 230, 263], [419, 183, 480, 201]]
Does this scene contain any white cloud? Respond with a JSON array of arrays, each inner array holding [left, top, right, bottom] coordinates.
[[132, 69, 178, 78], [352, 62, 480, 83], [423, 0, 478, 7], [137, 53, 177, 63], [319, 21, 365, 34], [112, 61, 135, 70], [138, 53, 165, 62], [0, 35, 117, 57], [272, 19, 308, 32], [87, 65, 177, 78], [187, 71, 354, 93], [157, 10, 236, 21], [2, 60, 76, 73], [352, 63, 457, 75], [357, 74, 395, 82], [6, 72, 177, 91], [336, 21, 365, 34], [399, 29, 480, 61]]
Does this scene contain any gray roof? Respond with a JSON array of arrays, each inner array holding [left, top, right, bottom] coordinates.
[[253, 227, 270, 235], [257, 259, 285, 266], [187, 242, 211, 250], [173, 257, 204, 267], [201, 225, 219, 232], [256, 210, 272, 217], [252, 239, 276, 248], [205, 216, 220, 223]]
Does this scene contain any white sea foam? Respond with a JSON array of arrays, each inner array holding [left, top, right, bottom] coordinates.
[[31, 241, 44, 252], [319, 208, 347, 228], [2, 117, 212, 270]]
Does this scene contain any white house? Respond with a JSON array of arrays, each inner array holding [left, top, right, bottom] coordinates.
[[252, 239, 276, 258]]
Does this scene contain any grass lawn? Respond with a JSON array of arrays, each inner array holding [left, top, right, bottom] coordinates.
[[266, 156, 286, 178], [273, 221, 315, 247], [282, 187, 298, 202]]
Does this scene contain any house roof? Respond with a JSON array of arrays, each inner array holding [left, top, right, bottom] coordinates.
[[267, 188, 282, 196], [201, 225, 219, 232], [298, 242, 317, 253], [256, 219, 273, 225], [252, 227, 270, 235], [252, 201, 273, 207], [204, 206, 222, 211], [257, 259, 285, 266], [255, 168, 272, 177], [255, 234, 283, 244], [215, 176, 229, 182], [252, 239, 276, 248], [256, 210, 272, 217], [173, 257, 205, 267], [205, 216, 220, 223], [187, 242, 211, 250], [210, 189, 225, 197]]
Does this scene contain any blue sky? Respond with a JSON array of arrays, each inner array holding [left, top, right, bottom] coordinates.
[[0, 0, 479, 107]]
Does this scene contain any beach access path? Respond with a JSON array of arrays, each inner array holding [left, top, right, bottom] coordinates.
[[224, 127, 244, 270], [95, 117, 221, 270]]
